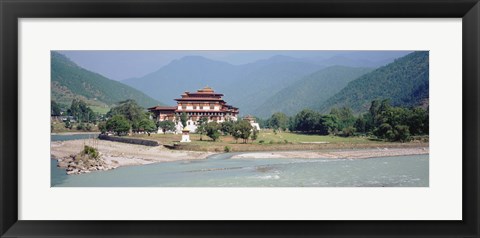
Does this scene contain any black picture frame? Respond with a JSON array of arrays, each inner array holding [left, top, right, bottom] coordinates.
[[1, 0, 479, 237]]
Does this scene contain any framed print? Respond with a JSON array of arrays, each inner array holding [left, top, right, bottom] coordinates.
[[1, 0, 479, 237]]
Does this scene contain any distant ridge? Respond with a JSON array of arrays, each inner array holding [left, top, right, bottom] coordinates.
[[251, 66, 373, 118], [122, 55, 324, 114], [51, 51, 161, 109], [318, 51, 429, 113]]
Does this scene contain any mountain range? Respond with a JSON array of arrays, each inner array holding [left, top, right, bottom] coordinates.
[[51, 52, 160, 111], [51, 51, 428, 118], [318, 51, 429, 113], [122, 52, 411, 116], [252, 66, 373, 118]]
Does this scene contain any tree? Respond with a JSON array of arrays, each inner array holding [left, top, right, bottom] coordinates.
[[157, 120, 176, 134], [406, 107, 429, 135], [330, 107, 355, 132], [318, 114, 339, 135], [292, 109, 320, 133], [138, 118, 157, 136], [220, 120, 234, 135], [342, 126, 356, 137], [180, 112, 188, 129], [196, 117, 209, 140], [251, 128, 259, 142], [374, 123, 393, 139], [98, 121, 107, 134], [106, 115, 131, 136], [68, 99, 95, 122], [205, 121, 221, 141], [269, 112, 289, 131], [51, 100, 62, 116], [235, 120, 253, 143], [394, 125, 411, 142], [354, 116, 367, 134], [107, 99, 145, 127]]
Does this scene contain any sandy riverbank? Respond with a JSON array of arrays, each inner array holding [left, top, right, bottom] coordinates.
[[231, 147, 429, 160], [51, 139, 215, 169], [52, 138, 429, 175]]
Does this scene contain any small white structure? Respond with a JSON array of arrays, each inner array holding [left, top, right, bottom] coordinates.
[[180, 127, 191, 143], [243, 115, 261, 131]]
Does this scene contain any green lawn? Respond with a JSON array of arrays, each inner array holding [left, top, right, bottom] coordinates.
[[90, 105, 110, 114], [126, 130, 405, 152], [257, 130, 374, 144], [133, 130, 375, 145]]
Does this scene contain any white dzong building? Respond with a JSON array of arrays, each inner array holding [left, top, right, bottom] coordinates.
[[148, 86, 239, 133]]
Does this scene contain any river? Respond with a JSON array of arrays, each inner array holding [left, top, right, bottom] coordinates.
[[51, 134, 429, 187]]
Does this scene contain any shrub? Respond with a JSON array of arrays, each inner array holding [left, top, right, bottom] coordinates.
[[98, 122, 107, 134], [342, 126, 356, 137], [82, 145, 99, 159], [259, 140, 265, 144], [64, 120, 72, 129], [224, 146, 231, 152], [76, 123, 85, 131]]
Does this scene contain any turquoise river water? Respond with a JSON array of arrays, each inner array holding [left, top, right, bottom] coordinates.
[[51, 134, 429, 187]]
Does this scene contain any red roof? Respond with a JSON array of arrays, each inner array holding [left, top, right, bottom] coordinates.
[[148, 106, 177, 111], [175, 109, 238, 113], [186, 92, 223, 97], [175, 97, 225, 102]]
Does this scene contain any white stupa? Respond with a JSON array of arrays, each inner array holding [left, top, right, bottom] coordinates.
[[180, 127, 191, 143]]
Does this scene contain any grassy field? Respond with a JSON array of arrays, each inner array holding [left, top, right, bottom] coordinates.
[[257, 130, 376, 144], [51, 120, 100, 133], [129, 130, 428, 153]]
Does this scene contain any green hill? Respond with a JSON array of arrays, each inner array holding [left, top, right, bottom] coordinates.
[[318, 51, 429, 113], [51, 51, 161, 111], [252, 66, 372, 118]]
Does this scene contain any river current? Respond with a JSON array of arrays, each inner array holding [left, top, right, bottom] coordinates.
[[51, 134, 429, 187]]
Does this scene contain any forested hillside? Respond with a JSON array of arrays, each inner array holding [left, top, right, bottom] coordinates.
[[318, 51, 429, 113], [51, 52, 161, 109], [252, 66, 372, 118]]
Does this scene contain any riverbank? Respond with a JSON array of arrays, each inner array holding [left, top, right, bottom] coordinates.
[[52, 137, 429, 175], [231, 147, 429, 160], [51, 139, 215, 174]]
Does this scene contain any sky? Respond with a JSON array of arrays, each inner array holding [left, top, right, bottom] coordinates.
[[58, 50, 411, 81]]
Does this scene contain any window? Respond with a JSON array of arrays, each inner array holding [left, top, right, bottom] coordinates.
[[210, 104, 215, 109]]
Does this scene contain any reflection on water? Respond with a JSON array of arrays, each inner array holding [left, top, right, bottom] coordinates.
[[51, 133, 428, 187]]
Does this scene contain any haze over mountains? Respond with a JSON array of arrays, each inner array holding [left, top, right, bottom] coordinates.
[[121, 51, 413, 116], [51, 52, 160, 110], [252, 66, 373, 118], [52, 50, 429, 118]]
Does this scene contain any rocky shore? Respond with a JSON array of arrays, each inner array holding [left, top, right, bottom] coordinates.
[[55, 153, 117, 175], [51, 139, 215, 175]]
